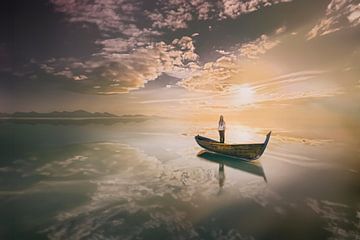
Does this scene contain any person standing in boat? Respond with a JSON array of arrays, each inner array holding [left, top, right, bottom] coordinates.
[[218, 115, 226, 143]]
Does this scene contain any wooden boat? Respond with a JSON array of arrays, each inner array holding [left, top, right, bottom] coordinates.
[[195, 131, 271, 160]]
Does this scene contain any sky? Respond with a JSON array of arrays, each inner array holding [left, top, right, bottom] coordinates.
[[2, 0, 360, 135]]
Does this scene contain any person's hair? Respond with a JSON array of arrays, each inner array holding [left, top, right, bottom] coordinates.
[[219, 115, 224, 124]]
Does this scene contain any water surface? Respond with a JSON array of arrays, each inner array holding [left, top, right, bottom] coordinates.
[[1, 118, 359, 239]]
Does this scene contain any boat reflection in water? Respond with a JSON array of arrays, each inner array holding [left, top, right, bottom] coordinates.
[[197, 150, 267, 187]]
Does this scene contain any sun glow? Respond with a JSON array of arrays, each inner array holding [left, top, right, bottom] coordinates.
[[230, 84, 256, 106]]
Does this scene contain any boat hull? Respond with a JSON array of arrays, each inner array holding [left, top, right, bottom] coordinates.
[[195, 132, 271, 160]]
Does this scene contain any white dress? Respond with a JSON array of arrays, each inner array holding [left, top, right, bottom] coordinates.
[[218, 122, 226, 131]]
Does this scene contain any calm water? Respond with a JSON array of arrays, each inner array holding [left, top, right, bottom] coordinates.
[[1, 118, 359, 240]]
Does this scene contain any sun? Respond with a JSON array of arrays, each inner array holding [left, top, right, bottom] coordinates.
[[230, 84, 256, 106]]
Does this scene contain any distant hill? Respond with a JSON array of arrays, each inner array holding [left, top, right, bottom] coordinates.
[[2, 110, 119, 118], [121, 114, 148, 118], [0, 111, 161, 125], [0, 113, 10, 117]]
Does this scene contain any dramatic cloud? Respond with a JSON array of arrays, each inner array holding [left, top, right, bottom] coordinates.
[[51, 0, 293, 32], [179, 55, 240, 93], [31, 0, 295, 95], [178, 28, 283, 93], [145, 0, 292, 30], [144, 3, 194, 31], [52, 0, 212, 32], [307, 0, 360, 39], [38, 36, 199, 94], [238, 34, 280, 59], [95, 28, 162, 53], [50, 0, 141, 32], [220, 0, 291, 19]]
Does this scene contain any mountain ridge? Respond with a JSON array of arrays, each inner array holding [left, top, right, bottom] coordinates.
[[0, 110, 122, 118]]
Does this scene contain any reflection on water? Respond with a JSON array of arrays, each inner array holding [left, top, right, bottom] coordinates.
[[0, 119, 359, 239], [197, 150, 267, 184], [219, 163, 225, 188]]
